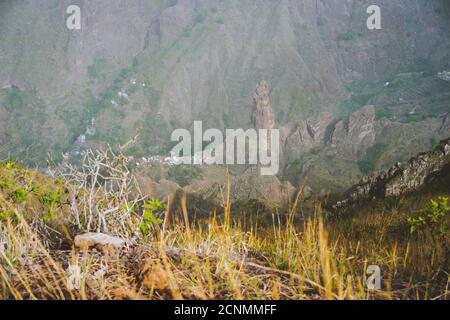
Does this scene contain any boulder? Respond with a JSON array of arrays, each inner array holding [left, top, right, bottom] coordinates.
[[74, 233, 126, 251]]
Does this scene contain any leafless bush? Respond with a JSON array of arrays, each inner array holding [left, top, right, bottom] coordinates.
[[53, 142, 145, 241]]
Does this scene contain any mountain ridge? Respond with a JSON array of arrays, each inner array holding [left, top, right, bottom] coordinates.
[[332, 137, 450, 214]]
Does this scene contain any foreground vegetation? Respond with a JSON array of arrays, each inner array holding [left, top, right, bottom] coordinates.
[[0, 152, 448, 300]]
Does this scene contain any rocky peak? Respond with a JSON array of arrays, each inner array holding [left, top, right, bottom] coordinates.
[[251, 80, 275, 130]]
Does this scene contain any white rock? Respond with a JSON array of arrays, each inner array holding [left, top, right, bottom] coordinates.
[[74, 233, 126, 250], [66, 265, 82, 290]]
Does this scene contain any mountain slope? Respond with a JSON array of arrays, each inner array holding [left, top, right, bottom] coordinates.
[[0, 0, 450, 194]]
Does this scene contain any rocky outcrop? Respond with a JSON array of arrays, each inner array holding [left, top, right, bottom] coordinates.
[[284, 112, 335, 158], [284, 106, 375, 161], [332, 138, 450, 214], [331, 106, 376, 160]]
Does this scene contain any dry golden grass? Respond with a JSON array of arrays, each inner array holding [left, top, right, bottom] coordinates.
[[0, 159, 448, 300]]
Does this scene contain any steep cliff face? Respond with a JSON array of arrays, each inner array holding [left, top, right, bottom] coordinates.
[[1, 0, 450, 193]]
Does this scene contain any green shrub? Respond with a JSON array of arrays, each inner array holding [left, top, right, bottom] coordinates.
[[41, 190, 62, 207], [41, 189, 62, 223], [407, 196, 450, 265], [408, 197, 449, 236], [140, 199, 165, 236], [0, 210, 17, 222], [11, 188, 28, 204]]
